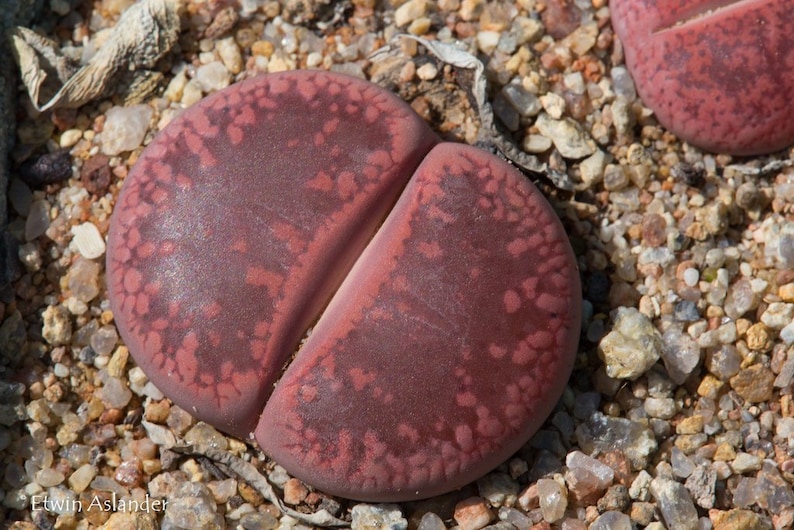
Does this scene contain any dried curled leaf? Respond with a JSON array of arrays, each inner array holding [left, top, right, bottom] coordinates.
[[11, 0, 180, 112]]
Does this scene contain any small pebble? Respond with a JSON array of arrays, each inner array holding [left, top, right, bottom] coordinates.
[[99, 105, 153, 156], [35, 468, 65, 487], [603, 164, 629, 191], [590, 511, 632, 530], [80, 154, 112, 195], [650, 477, 699, 530], [161, 481, 225, 528], [25, 199, 51, 241], [579, 149, 608, 186], [534, 113, 596, 158], [19, 149, 72, 187], [522, 134, 553, 153], [59, 129, 83, 148], [476, 31, 501, 54], [711, 509, 773, 530], [283, 477, 309, 505], [760, 302, 794, 330], [42, 305, 73, 346], [454, 497, 493, 530], [684, 465, 716, 509], [351, 504, 408, 530], [731, 452, 762, 474], [70, 222, 106, 259], [598, 307, 662, 380], [394, 0, 427, 27], [97, 369, 133, 409], [184, 422, 228, 451], [537, 478, 567, 523], [195, 61, 232, 93], [216, 37, 243, 74], [502, 83, 542, 117], [539, 93, 566, 118], [415, 62, 438, 81], [730, 365, 775, 403], [576, 413, 658, 469], [68, 464, 97, 493]]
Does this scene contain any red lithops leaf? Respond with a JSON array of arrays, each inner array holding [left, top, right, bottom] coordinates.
[[107, 71, 438, 438], [256, 143, 580, 500], [611, 0, 794, 155]]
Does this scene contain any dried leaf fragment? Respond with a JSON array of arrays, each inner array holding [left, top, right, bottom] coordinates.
[[11, 0, 181, 112]]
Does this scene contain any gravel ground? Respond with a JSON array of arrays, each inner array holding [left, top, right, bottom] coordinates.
[[3, 0, 794, 529]]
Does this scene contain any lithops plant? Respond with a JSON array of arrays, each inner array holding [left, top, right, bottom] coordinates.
[[106, 70, 581, 501], [611, 0, 794, 155]]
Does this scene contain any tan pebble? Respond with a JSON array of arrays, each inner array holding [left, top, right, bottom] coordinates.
[[238, 480, 265, 505], [68, 464, 97, 493], [87, 397, 105, 421], [706, 305, 725, 319], [676, 415, 704, 435], [81, 492, 111, 525], [394, 0, 426, 27], [100, 310, 115, 325], [779, 283, 794, 302], [730, 364, 775, 403], [164, 70, 188, 102], [262, 1, 280, 17], [517, 483, 539, 511], [181, 459, 205, 482], [454, 497, 493, 530], [99, 408, 124, 424], [697, 374, 724, 400], [235, 27, 257, 49], [215, 37, 243, 75], [476, 30, 501, 54], [283, 477, 309, 505], [584, 504, 600, 523], [29, 381, 44, 400], [675, 434, 707, 454], [43, 382, 65, 403], [416, 62, 438, 80], [438, 0, 459, 10], [399, 61, 416, 82], [144, 399, 170, 423], [60, 129, 83, 148], [268, 55, 292, 73], [713, 442, 737, 461], [630, 501, 655, 526], [710, 508, 772, 530], [107, 346, 129, 378], [522, 134, 553, 153], [227, 438, 248, 455], [735, 318, 752, 338], [251, 40, 274, 58], [407, 17, 432, 35], [142, 459, 162, 475], [745, 322, 772, 352], [782, 394, 794, 417], [460, 0, 485, 21], [627, 223, 642, 241]]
